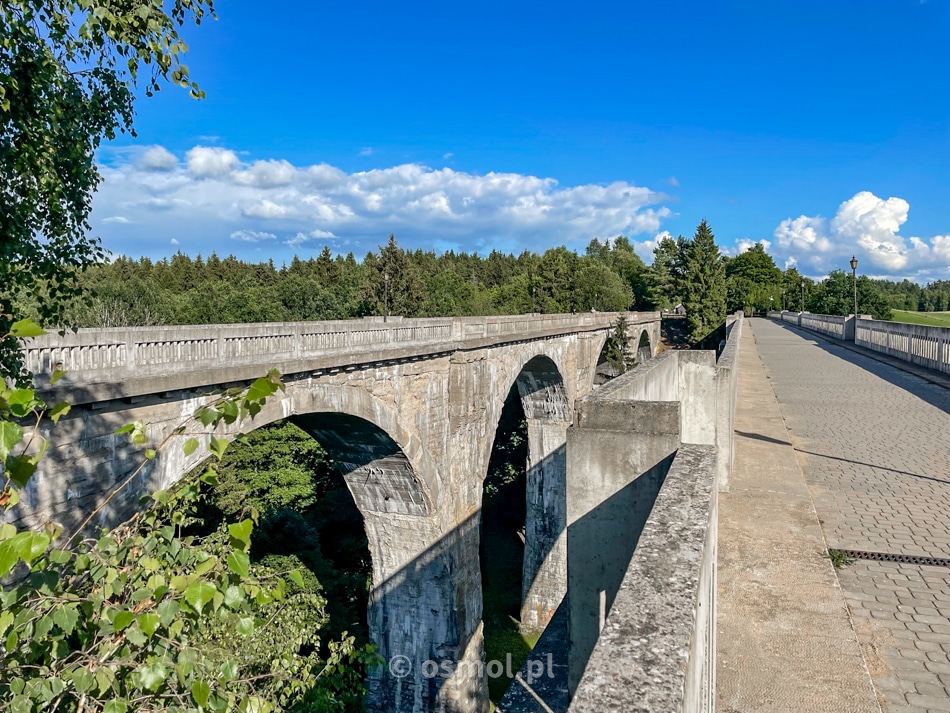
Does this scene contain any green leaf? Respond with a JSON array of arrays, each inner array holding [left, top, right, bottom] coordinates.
[[112, 610, 135, 632], [144, 448, 156, 460], [0, 421, 24, 461], [183, 581, 216, 613], [10, 319, 45, 338], [182, 437, 199, 456], [49, 369, 67, 385], [246, 376, 279, 401], [193, 555, 218, 577], [12, 531, 49, 564], [227, 550, 249, 578], [5, 456, 37, 488], [7, 390, 37, 418], [208, 435, 227, 460], [138, 612, 160, 637], [156, 600, 179, 626], [235, 617, 255, 637], [220, 659, 239, 682], [192, 680, 211, 708], [133, 660, 167, 692], [228, 519, 253, 551], [52, 606, 79, 635], [103, 699, 128, 713], [288, 570, 304, 588], [49, 401, 70, 423]]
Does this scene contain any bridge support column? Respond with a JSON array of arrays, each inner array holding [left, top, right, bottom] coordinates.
[[521, 417, 569, 633], [363, 512, 488, 713]]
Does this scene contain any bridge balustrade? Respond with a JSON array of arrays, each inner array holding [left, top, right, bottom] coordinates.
[[19, 312, 659, 402], [767, 311, 950, 376]]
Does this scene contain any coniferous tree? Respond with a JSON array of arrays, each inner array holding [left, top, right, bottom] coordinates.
[[683, 219, 726, 344]]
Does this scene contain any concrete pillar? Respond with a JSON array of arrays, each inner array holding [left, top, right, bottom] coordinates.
[[363, 512, 488, 713], [521, 417, 570, 633]]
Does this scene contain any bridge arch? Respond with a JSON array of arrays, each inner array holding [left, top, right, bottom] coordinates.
[[481, 350, 571, 635]]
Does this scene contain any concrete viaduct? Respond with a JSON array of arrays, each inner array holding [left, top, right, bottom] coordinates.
[[11, 311, 662, 713]]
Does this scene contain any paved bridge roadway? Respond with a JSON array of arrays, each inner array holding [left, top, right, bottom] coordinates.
[[740, 318, 950, 712]]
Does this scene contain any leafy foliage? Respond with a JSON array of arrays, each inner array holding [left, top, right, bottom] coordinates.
[[0, 0, 215, 384], [0, 321, 376, 711]]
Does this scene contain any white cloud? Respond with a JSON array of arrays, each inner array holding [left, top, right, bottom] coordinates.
[[230, 230, 277, 242], [138, 146, 178, 172], [186, 146, 240, 177], [103, 215, 132, 224], [170, 238, 180, 245], [359, 147, 374, 156], [735, 238, 771, 254], [772, 191, 949, 278], [668, 176, 679, 187], [91, 144, 672, 258], [234, 159, 296, 188]]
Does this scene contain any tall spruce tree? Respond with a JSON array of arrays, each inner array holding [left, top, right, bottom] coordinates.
[[683, 219, 726, 344]]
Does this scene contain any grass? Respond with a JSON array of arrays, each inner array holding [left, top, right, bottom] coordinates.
[[889, 309, 950, 327], [827, 548, 854, 569]]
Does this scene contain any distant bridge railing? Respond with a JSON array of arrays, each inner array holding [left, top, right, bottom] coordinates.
[[767, 310, 950, 376], [19, 311, 659, 403]]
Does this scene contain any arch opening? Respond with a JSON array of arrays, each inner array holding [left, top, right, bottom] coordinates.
[[183, 409, 436, 712], [480, 354, 570, 704]]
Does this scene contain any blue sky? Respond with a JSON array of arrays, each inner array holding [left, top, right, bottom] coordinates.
[[92, 0, 950, 282]]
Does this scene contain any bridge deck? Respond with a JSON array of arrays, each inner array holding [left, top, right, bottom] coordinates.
[[721, 318, 950, 713]]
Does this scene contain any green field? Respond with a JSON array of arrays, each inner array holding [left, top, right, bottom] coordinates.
[[889, 310, 950, 327]]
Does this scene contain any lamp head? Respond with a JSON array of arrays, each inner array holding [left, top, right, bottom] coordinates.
[[850, 255, 858, 271]]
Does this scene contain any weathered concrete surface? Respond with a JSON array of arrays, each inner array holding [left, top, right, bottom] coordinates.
[[753, 317, 950, 713], [564, 317, 743, 711], [568, 444, 718, 713], [717, 319, 880, 713]]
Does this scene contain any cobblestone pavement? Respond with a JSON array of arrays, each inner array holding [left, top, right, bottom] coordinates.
[[751, 318, 950, 713]]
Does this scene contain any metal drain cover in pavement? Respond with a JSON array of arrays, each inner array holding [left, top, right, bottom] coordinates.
[[838, 549, 950, 568]]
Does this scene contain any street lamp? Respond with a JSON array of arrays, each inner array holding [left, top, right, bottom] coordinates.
[[800, 280, 805, 312], [769, 296, 774, 313], [849, 255, 858, 317], [383, 271, 390, 323]]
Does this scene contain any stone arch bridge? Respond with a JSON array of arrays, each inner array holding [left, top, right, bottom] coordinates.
[[12, 311, 660, 713]]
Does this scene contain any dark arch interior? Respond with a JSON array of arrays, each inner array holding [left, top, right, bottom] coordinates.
[[481, 382, 530, 704], [637, 330, 652, 362]]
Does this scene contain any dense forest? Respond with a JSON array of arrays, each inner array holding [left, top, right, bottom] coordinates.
[[16, 229, 949, 345]]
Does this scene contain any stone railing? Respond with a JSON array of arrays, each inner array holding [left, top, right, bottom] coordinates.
[[856, 318, 950, 375], [768, 311, 950, 376], [19, 311, 658, 403], [565, 316, 742, 712]]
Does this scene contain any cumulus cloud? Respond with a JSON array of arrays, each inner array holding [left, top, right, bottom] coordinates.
[[773, 191, 949, 278], [186, 146, 240, 177], [138, 146, 178, 172], [91, 144, 672, 258], [735, 238, 771, 254], [170, 238, 180, 245], [103, 216, 132, 224]]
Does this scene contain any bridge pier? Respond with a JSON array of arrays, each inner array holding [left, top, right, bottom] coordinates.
[[521, 417, 569, 633]]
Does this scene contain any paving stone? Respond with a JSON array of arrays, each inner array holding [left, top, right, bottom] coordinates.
[[749, 319, 950, 713]]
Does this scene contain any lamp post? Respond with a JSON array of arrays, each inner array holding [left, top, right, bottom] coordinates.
[[383, 271, 390, 323], [769, 296, 774, 314], [849, 255, 858, 317], [800, 280, 805, 312]]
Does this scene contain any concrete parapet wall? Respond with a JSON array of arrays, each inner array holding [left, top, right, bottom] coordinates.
[[567, 443, 718, 713], [855, 318, 950, 375], [715, 314, 743, 492], [566, 323, 741, 711]]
